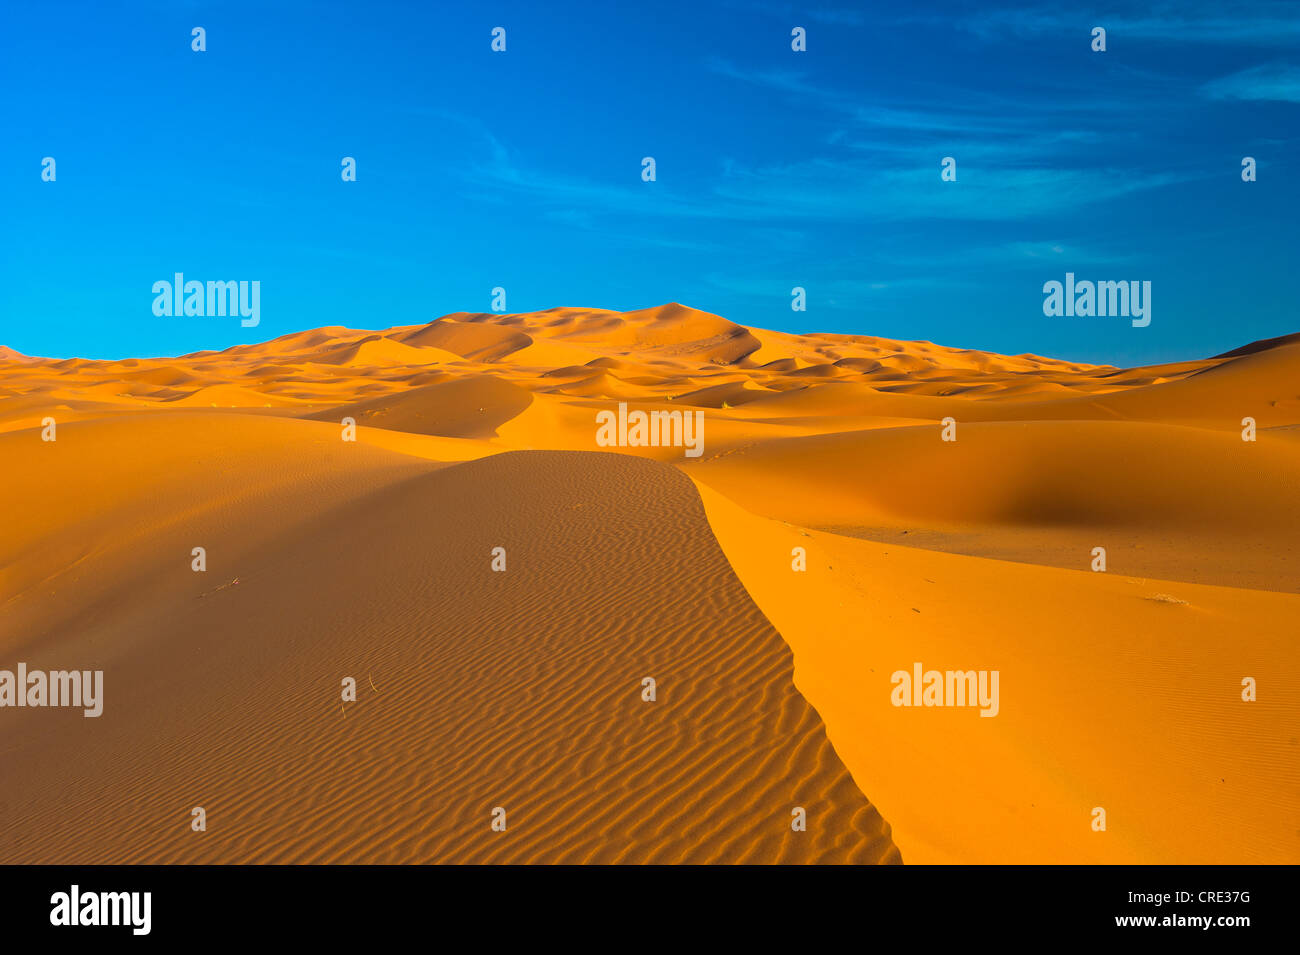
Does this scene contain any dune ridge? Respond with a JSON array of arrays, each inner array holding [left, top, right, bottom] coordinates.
[[0, 434, 897, 863]]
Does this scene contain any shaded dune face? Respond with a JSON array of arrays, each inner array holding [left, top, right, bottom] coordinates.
[[395, 317, 534, 361], [0, 450, 898, 864], [306, 376, 534, 439], [686, 417, 1300, 592]]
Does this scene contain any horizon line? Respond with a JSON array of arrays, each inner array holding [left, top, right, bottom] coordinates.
[[4, 302, 1297, 372]]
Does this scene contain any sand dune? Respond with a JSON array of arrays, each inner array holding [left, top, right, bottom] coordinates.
[[393, 314, 534, 361], [0, 345, 41, 364], [314, 335, 466, 368], [305, 376, 533, 440], [687, 419, 1300, 591], [0, 438, 896, 864], [2, 302, 1297, 864], [693, 480, 1300, 864]]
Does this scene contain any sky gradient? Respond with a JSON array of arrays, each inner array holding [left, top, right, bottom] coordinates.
[[1, 0, 1297, 365]]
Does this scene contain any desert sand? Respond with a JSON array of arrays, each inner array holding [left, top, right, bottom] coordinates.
[[1, 303, 1296, 863]]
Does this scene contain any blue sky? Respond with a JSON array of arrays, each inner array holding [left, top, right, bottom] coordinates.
[[1, 0, 1296, 364]]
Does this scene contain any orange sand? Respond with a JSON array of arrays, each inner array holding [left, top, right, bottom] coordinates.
[[2, 303, 1296, 863]]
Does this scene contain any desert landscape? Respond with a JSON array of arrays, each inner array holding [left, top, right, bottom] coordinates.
[[1, 303, 1297, 864]]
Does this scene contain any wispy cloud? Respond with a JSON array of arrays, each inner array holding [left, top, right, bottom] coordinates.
[[1202, 63, 1300, 102], [871, 239, 1139, 275], [932, 2, 1300, 45], [703, 238, 1138, 311], [456, 133, 1193, 226], [718, 0, 866, 27], [705, 56, 1163, 158], [382, 45, 1205, 243], [709, 160, 1191, 223], [698, 53, 1204, 225]]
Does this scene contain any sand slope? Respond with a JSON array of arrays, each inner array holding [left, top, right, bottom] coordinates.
[[693, 480, 1300, 863], [0, 432, 897, 864]]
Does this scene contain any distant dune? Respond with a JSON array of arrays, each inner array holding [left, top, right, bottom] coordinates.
[[2, 303, 1297, 864], [0, 346, 46, 368]]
